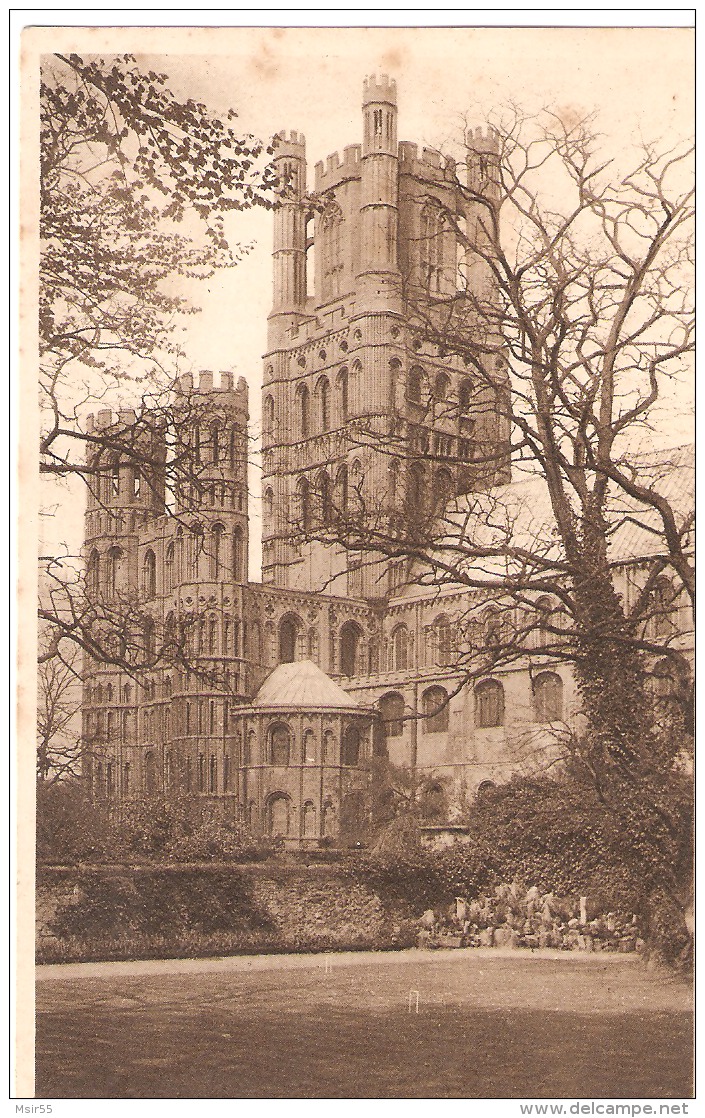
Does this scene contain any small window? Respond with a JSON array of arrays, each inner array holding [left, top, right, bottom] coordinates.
[[342, 725, 361, 766], [269, 722, 291, 766], [533, 672, 563, 722], [391, 624, 409, 671], [378, 692, 404, 738], [475, 679, 504, 728], [407, 366, 423, 403], [422, 686, 449, 733], [143, 550, 157, 599]]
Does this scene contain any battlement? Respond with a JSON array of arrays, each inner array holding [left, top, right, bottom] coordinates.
[[85, 408, 142, 433], [398, 141, 457, 181], [175, 371, 248, 403], [273, 129, 307, 156], [314, 144, 362, 190], [466, 125, 500, 154], [363, 73, 397, 106]]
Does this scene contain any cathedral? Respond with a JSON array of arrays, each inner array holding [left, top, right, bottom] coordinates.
[[81, 77, 693, 845]]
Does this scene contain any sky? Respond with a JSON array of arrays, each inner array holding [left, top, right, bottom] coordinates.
[[27, 23, 695, 576]]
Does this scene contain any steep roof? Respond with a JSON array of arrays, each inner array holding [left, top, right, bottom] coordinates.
[[253, 660, 364, 710]]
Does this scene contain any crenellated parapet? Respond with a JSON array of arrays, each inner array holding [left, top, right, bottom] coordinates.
[[362, 73, 397, 107], [314, 144, 362, 192], [398, 142, 459, 184], [175, 370, 248, 415]]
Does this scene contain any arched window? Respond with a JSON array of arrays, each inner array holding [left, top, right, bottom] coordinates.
[[533, 672, 563, 722], [533, 597, 554, 649], [407, 366, 424, 403], [420, 200, 445, 293], [143, 550, 157, 599], [434, 371, 450, 401], [245, 730, 257, 766], [209, 754, 217, 793], [337, 367, 349, 421], [144, 619, 156, 659], [317, 470, 332, 526], [434, 616, 453, 666], [144, 751, 158, 794], [483, 606, 505, 649], [422, 686, 450, 733], [270, 719, 292, 764], [459, 378, 473, 414], [434, 469, 454, 514], [263, 395, 275, 440], [297, 476, 311, 532], [406, 462, 426, 521], [297, 384, 310, 439], [323, 799, 336, 837], [323, 730, 335, 763], [107, 547, 123, 595], [250, 621, 262, 662], [229, 425, 238, 469], [391, 624, 409, 671], [175, 527, 184, 582], [279, 614, 300, 663], [378, 692, 404, 738], [165, 542, 174, 591], [122, 762, 130, 796], [651, 577, 675, 637], [210, 524, 224, 580], [232, 527, 244, 582], [87, 549, 100, 595], [475, 679, 505, 728], [303, 800, 317, 837], [123, 683, 131, 703], [342, 725, 361, 766], [340, 621, 362, 678], [189, 524, 203, 579], [320, 201, 343, 300], [263, 487, 274, 523], [318, 376, 331, 432], [303, 729, 316, 764], [110, 459, 120, 498], [210, 421, 220, 464], [335, 463, 348, 520], [267, 793, 291, 837]]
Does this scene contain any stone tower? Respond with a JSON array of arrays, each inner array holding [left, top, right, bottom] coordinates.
[[261, 75, 510, 598]]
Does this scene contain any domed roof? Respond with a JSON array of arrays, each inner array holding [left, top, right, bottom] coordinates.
[[253, 659, 365, 711]]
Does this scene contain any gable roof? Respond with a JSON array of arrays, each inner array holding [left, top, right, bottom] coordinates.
[[253, 659, 365, 710]]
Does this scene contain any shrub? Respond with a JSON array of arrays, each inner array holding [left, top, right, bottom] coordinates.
[[49, 867, 277, 940], [36, 780, 111, 864]]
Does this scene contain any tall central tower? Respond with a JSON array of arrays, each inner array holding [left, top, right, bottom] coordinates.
[[261, 75, 510, 598]]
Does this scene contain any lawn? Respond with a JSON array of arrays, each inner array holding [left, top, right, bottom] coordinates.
[[35, 951, 693, 1099]]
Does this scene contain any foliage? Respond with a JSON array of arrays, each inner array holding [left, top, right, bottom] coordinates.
[[48, 867, 276, 939], [36, 780, 111, 864], [36, 790, 275, 866], [437, 774, 692, 910], [40, 53, 278, 408]]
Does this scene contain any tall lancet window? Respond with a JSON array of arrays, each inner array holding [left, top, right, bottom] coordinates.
[[420, 199, 445, 294], [320, 200, 343, 302]]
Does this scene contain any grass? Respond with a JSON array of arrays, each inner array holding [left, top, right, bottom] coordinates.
[[35, 953, 693, 1099]]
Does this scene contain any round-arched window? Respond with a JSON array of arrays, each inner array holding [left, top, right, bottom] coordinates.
[[269, 722, 291, 766]]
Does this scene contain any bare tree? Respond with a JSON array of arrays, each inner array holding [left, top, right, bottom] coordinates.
[[37, 636, 83, 784], [298, 109, 693, 791]]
